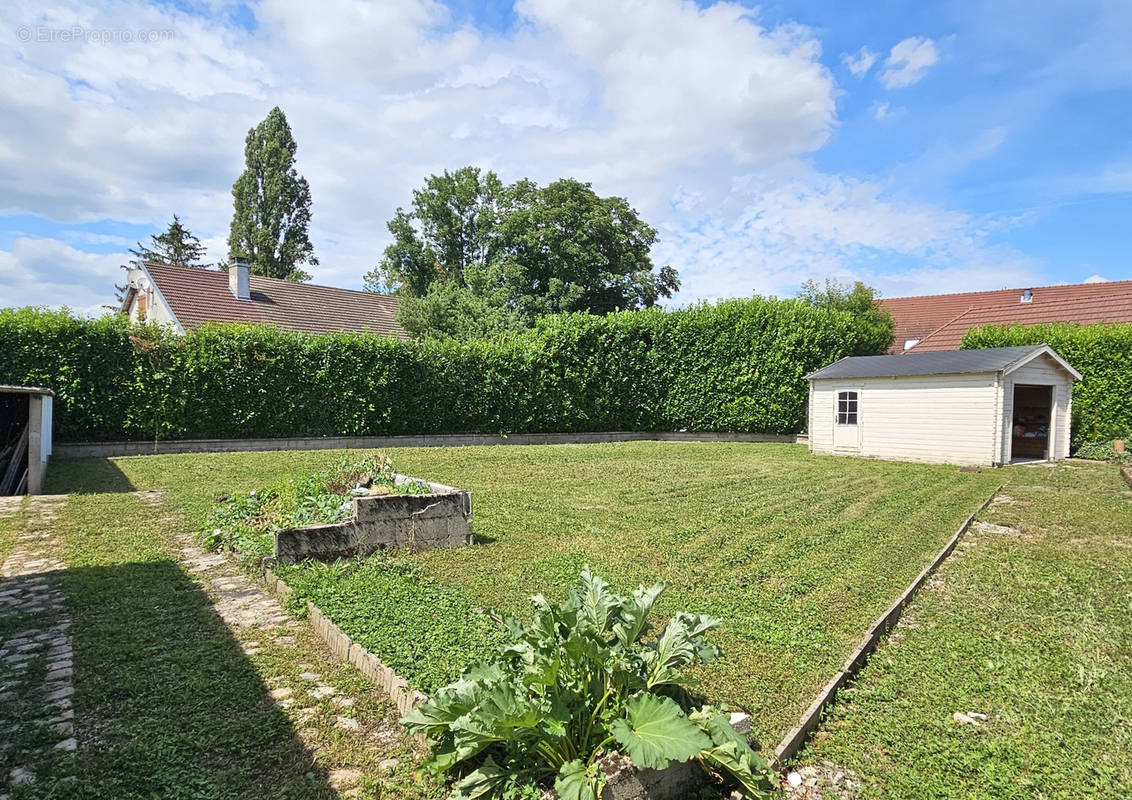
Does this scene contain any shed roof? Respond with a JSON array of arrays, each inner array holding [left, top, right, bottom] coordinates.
[[0, 385, 54, 397], [806, 345, 1080, 381]]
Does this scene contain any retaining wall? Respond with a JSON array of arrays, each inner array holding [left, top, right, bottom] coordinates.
[[54, 431, 807, 459], [273, 477, 472, 564]]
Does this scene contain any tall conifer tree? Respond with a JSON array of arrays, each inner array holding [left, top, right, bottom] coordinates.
[[228, 107, 317, 281]]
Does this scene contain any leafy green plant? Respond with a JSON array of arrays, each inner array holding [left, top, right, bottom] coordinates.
[[1072, 440, 1132, 464], [403, 567, 776, 800], [202, 452, 430, 558]]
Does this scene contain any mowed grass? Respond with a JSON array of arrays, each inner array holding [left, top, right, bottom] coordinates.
[[17, 489, 438, 799], [800, 460, 1132, 799], [51, 442, 1003, 746]]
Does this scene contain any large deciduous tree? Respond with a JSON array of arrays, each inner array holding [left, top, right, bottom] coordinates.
[[228, 107, 318, 282], [364, 167, 679, 339], [798, 278, 895, 355]]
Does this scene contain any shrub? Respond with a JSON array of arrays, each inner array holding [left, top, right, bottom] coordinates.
[[1072, 441, 1132, 465], [402, 567, 776, 800], [202, 452, 428, 559], [961, 322, 1132, 446], [0, 299, 866, 442]]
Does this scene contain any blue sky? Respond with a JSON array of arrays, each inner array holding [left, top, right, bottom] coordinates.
[[1, 0, 1129, 314]]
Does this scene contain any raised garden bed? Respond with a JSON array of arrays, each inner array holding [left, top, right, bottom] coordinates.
[[273, 475, 472, 565], [203, 453, 473, 563]]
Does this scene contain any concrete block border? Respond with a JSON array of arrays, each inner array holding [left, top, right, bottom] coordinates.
[[767, 484, 1004, 770], [262, 566, 427, 719], [261, 564, 760, 799], [54, 430, 806, 459]]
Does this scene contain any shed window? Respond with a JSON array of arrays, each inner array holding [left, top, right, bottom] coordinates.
[[836, 391, 858, 425]]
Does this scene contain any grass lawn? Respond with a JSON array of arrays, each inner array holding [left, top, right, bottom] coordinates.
[[798, 460, 1132, 799], [9, 490, 437, 798], [49, 442, 1004, 748]]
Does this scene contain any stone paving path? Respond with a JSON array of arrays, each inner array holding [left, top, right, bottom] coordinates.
[[176, 539, 419, 797], [0, 496, 75, 799], [2, 491, 422, 799]]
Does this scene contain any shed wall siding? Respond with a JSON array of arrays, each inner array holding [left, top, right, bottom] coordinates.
[[1001, 354, 1073, 460], [811, 374, 999, 465]]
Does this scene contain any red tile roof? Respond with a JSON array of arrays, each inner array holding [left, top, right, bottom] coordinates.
[[143, 262, 405, 338], [910, 294, 1132, 351], [880, 279, 1132, 353]]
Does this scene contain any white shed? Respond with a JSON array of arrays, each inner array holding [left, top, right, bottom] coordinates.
[[1, 385, 54, 495], [805, 345, 1081, 466]]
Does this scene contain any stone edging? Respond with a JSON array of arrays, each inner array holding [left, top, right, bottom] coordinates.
[[262, 567, 426, 719], [1122, 464, 1132, 489], [54, 431, 806, 459], [767, 483, 1005, 770]]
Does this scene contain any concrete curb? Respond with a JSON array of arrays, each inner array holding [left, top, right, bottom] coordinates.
[[55, 431, 806, 459], [768, 484, 1004, 770], [262, 566, 427, 720]]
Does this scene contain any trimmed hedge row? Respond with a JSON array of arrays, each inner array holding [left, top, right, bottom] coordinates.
[[0, 300, 863, 443], [962, 322, 1132, 446]]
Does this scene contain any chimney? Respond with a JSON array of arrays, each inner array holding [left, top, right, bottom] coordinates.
[[229, 260, 250, 300], [1020, 288, 1033, 304]]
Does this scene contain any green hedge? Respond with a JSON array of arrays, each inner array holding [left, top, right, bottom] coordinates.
[[0, 300, 862, 443], [962, 322, 1132, 446]]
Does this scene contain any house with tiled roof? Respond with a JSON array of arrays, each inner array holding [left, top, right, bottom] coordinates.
[[120, 261, 406, 338], [880, 279, 1132, 353]]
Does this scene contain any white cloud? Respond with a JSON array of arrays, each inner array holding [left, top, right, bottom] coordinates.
[[652, 167, 1044, 300], [872, 101, 904, 120], [0, 0, 1034, 310], [1084, 274, 1111, 283], [0, 237, 124, 314], [842, 46, 877, 77], [879, 36, 939, 88], [1088, 160, 1132, 194]]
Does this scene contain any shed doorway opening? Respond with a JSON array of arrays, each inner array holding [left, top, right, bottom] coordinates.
[[0, 393, 30, 494], [1011, 384, 1053, 461]]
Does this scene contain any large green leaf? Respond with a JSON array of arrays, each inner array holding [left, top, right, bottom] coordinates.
[[555, 759, 600, 800], [577, 565, 617, 633], [451, 756, 510, 800], [689, 707, 774, 799], [610, 693, 712, 770], [401, 676, 484, 737], [612, 582, 667, 647], [473, 681, 544, 733], [648, 613, 721, 687]]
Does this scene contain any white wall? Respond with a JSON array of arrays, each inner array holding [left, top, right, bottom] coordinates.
[[1000, 354, 1074, 461], [810, 373, 1000, 465], [124, 267, 180, 330]]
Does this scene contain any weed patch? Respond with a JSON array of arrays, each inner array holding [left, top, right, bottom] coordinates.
[[275, 555, 507, 694]]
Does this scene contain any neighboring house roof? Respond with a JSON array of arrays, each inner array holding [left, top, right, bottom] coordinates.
[[806, 345, 1081, 381], [131, 262, 405, 337], [880, 279, 1132, 353], [911, 294, 1132, 352]]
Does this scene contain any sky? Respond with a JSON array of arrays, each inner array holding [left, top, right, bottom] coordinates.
[[1, 0, 1130, 316]]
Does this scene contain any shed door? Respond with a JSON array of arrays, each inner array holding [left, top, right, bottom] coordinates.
[[832, 389, 861, 452]]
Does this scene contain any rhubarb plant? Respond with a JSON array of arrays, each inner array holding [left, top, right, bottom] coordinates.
[[402, 567, 776, 800]]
